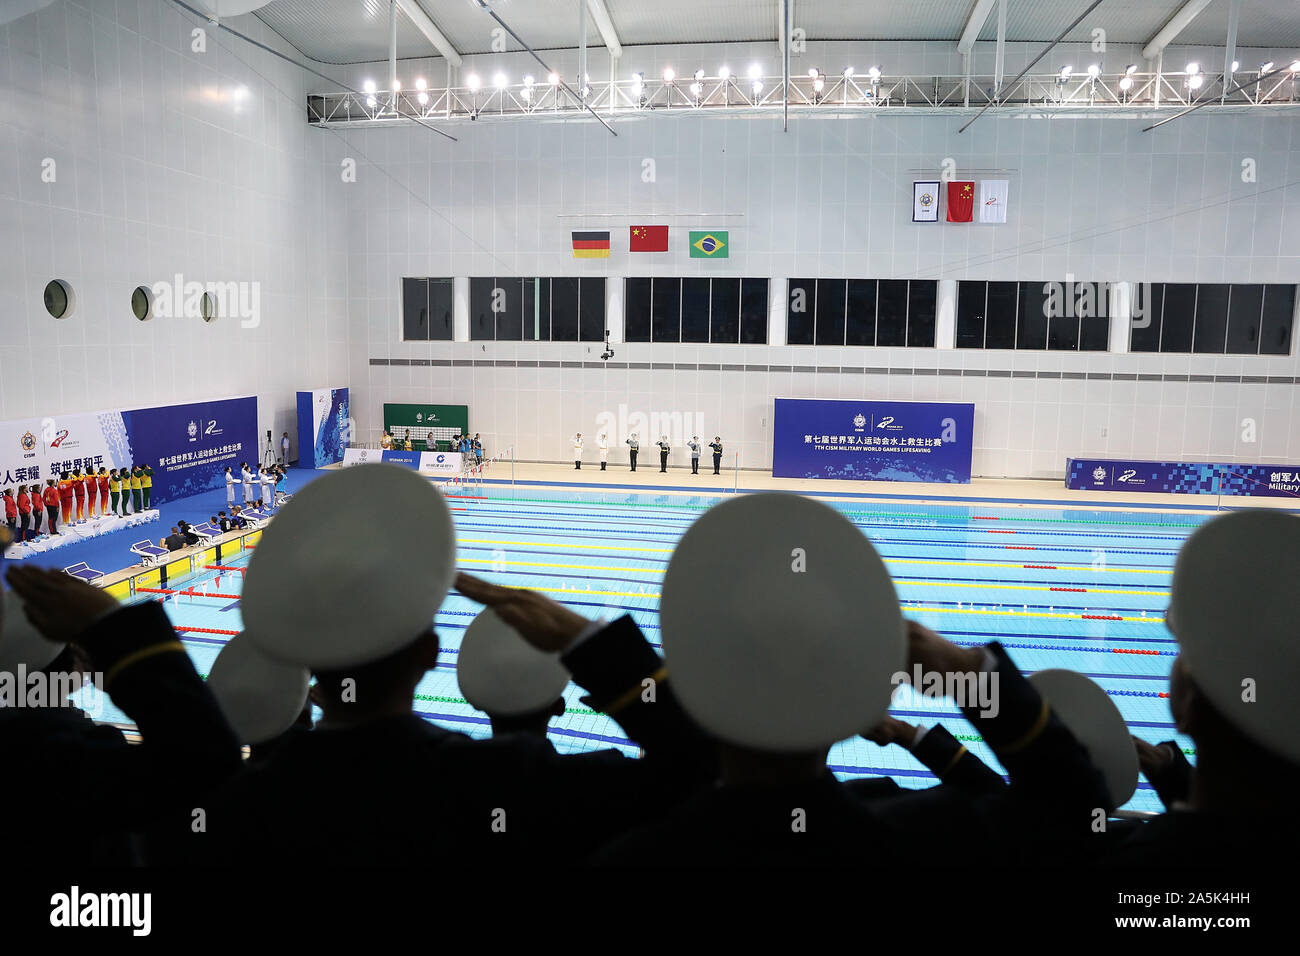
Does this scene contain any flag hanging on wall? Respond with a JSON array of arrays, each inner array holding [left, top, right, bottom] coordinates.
[[978, 180, 1010, 223], [571, 231, 611, 258], [912, 181, 940, 222], [629, 225, 669, 252], [947, 181, 975, 222], [689, 231, 729, 258]]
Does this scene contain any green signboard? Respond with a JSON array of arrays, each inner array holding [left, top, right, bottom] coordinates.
[[383, 403, 469, 452]]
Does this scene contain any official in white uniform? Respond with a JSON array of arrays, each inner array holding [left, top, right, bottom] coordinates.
[[598, 434, 609, 471], [260, 467, 275, 503], [225, 466, 241, 509], [572, 433, 583, 470], [241, 464, 255, 504]]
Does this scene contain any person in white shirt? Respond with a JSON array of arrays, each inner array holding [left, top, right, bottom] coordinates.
[[572, 433, 583, 470], [241, 463, 255, 504], [225, 466, 240, 509], [598, 433, 609, 471], [688, 437, 702, 475], [260, 467, 275, 503], [656, 436, 671, 473], [281, 432, 290, 467]]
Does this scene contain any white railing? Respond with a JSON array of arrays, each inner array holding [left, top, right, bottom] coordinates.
[[308, 69, 1299, 127]]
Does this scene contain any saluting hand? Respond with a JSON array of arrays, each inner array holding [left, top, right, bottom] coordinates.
[[906, 619, 983, 676], [4, 565, 121, 646], [454, 571, 591, 652], [862, 715, 921, 748]]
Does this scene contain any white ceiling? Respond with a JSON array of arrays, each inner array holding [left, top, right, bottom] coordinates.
[[251, 0, 1300, 64]]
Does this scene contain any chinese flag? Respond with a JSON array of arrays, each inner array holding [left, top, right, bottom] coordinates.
[[629, 224, 669, 252], [947, 181, 975, 222]]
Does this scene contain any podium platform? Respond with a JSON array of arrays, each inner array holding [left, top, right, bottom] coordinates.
[[2, 511, 161, 559]]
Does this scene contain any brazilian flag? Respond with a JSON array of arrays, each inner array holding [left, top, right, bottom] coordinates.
[[689, 231, 729, 258]]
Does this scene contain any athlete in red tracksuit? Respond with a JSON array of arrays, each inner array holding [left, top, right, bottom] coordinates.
[[2, 489, 16, 543], [72, 469, 87, 522], [58, 473, 75, 525], [95, 468, 109, 518], [43, 480, 61, 535], [16, 487, 32, 542]]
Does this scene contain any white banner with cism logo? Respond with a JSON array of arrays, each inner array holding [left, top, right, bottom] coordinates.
[[912, 181, 940, 222]]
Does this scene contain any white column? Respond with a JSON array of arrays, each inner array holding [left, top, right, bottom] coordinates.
[[1109, 281, 1132, 353], [768, 276, 788, 346], [453, 276, 470, 342], [605, 276, 624, 343], [935, 279, 957, 349]]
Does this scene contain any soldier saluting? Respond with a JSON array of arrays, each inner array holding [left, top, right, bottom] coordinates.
[[625, 433, 639, 472], [688, 437, 702, 475], [656, 435, 671, 474], [709, 436, 723, 475]]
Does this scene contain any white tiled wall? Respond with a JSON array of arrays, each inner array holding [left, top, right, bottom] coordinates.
[[0, 0, 350, 448]]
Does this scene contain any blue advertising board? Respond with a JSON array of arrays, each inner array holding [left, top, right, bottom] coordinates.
[[120, 396, 260, 504], [1067, 458, 1300, 499], [295, 387, 350, 468], [772, 398, 976, 483]]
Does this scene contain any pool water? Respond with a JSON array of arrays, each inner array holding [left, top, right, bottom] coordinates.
[[92, 487, 1198, 813]]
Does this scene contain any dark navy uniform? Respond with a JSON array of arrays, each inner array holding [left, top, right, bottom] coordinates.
[[709, 440, 723, 475], [688, 440, 701, 474], [625, 437, 638, 471], [656, 441, 670, 473]]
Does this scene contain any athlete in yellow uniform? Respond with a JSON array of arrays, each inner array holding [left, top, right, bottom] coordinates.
[[141, 463, 153, 509], [129, 465, 143, 514], [108, 469, 122, 517]]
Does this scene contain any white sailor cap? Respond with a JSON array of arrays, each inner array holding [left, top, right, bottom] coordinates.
[[241, 464, 455, 669], [457, 608, 570, 717], [660, 492, 905, 752], [207, 632, 311, 745], [1167, 510, 1300, 763]]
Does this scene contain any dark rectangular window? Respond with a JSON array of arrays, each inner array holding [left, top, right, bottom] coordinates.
[[740, 278, 768, 344], [495, 278, 523, 340], [1160, 284, 1196, 352], [550, 277, 579, 341], [1193, 284, 1229, 353], [845, 279, 877, 346], [985, 282, 1018, 349], [1080, 309, 1109, 351], [522, 278, 547, 341], [427, 278, 454, 341], [956, 281, 986, 348], [681, 278, 711, 343], [787, 278, 815, 345], [815, 279, 847, 346], [402, 278, 430, 341], [652, 278, 682, 342], [1226, 284, 1263, 354], [1260, 285, 1295, 355], [579, 277, 606, 342], [625, 277, 651, 342], [1130, 283, 1161, 352], [1016, 281, 1048, 350], [469, 277, 496, 340], [710, 279, 740, 343], [906, 281, 936, 347], [876, 280, 908, 346]]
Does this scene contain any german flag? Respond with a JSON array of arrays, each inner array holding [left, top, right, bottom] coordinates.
[[572, 230, 611, 259]]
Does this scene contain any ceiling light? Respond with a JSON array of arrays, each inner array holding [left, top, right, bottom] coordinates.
[[1125, 63, 1137, 75], [751, 79, 763, 94], [694, 69, 704, 81], [1230, 61, 1239, 73], [391, 78, 400, 91], [719, 66, 731, 79], [494, 72, 507, 89], [1086, 64, 1100, 78], [689, 82, 701, 95], [1059, 65, 1072, 79], [366, 95, 377, 108], [1188, 74, 1204, 89], [663, 67, 675, 82], [523, 74, 535, 86], [363, 78, 376, 93], [415, 77, 426, 91], [867, 66, 881, 79], [466, 73, 481, 91], [747, 63, 762, 80], [1118, 76, 1134, 91], [1185, 62, 1200, 75], [548, 72, 559, 85], [1260, 61, 1274, 73], [843, 66, 855, 78], [417, 91, 429, 105]]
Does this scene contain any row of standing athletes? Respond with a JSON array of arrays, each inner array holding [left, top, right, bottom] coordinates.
[[2, 465, 155, 542], [571, 434, 725, 475]]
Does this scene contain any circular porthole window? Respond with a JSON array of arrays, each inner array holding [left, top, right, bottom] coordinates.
[[131, 285, 154, 321], [43, 279, 75, 319], [200, 292, 216, 323]]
